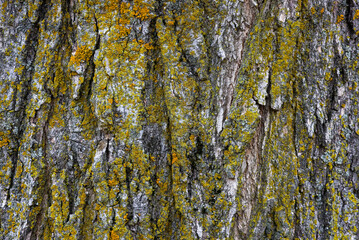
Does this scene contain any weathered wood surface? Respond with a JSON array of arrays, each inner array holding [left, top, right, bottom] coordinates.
[[0, 0, 358, 239]]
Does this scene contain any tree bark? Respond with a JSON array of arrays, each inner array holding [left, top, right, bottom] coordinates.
[[0, 0, 358, 239]]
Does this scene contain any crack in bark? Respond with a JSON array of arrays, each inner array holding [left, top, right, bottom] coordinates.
[[6, 0, 51, 207], [345, 0, 356, 39]]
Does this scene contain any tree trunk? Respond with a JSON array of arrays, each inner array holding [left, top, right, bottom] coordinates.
[[0, 0, 358, 239]]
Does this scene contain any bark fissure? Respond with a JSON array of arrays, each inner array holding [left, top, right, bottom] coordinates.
[[6, 0, 51, 206]]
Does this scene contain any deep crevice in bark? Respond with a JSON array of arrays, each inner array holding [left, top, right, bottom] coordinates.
[[345, 0, 356, 39], [6, 0, 51, 206]]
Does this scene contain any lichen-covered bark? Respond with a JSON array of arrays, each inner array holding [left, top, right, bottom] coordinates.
[[0, 0, 358, 239]]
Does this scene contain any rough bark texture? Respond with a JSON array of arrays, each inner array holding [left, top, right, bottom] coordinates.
[[0, 0, 359, 239]]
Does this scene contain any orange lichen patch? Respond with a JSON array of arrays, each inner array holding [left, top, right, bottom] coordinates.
[[110, 230, 120, 240], [167, 20, 175, 26], [189, 134, 196, 146], [171, 152, 178, 165], [115, 22, 131, 38], [69, 45, 92, 66], [49, 102, 66, 128], [353, 10, 359, 20], [108, 178, 117, 187], [107, 0, 120, 12], [133, 0, 151, 21], [311, 7, 316, 15], [143, 43, 154, 50], [0, 131, 9, 147], [337, 14, 344, 24], [120, 2, 131, 15]]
